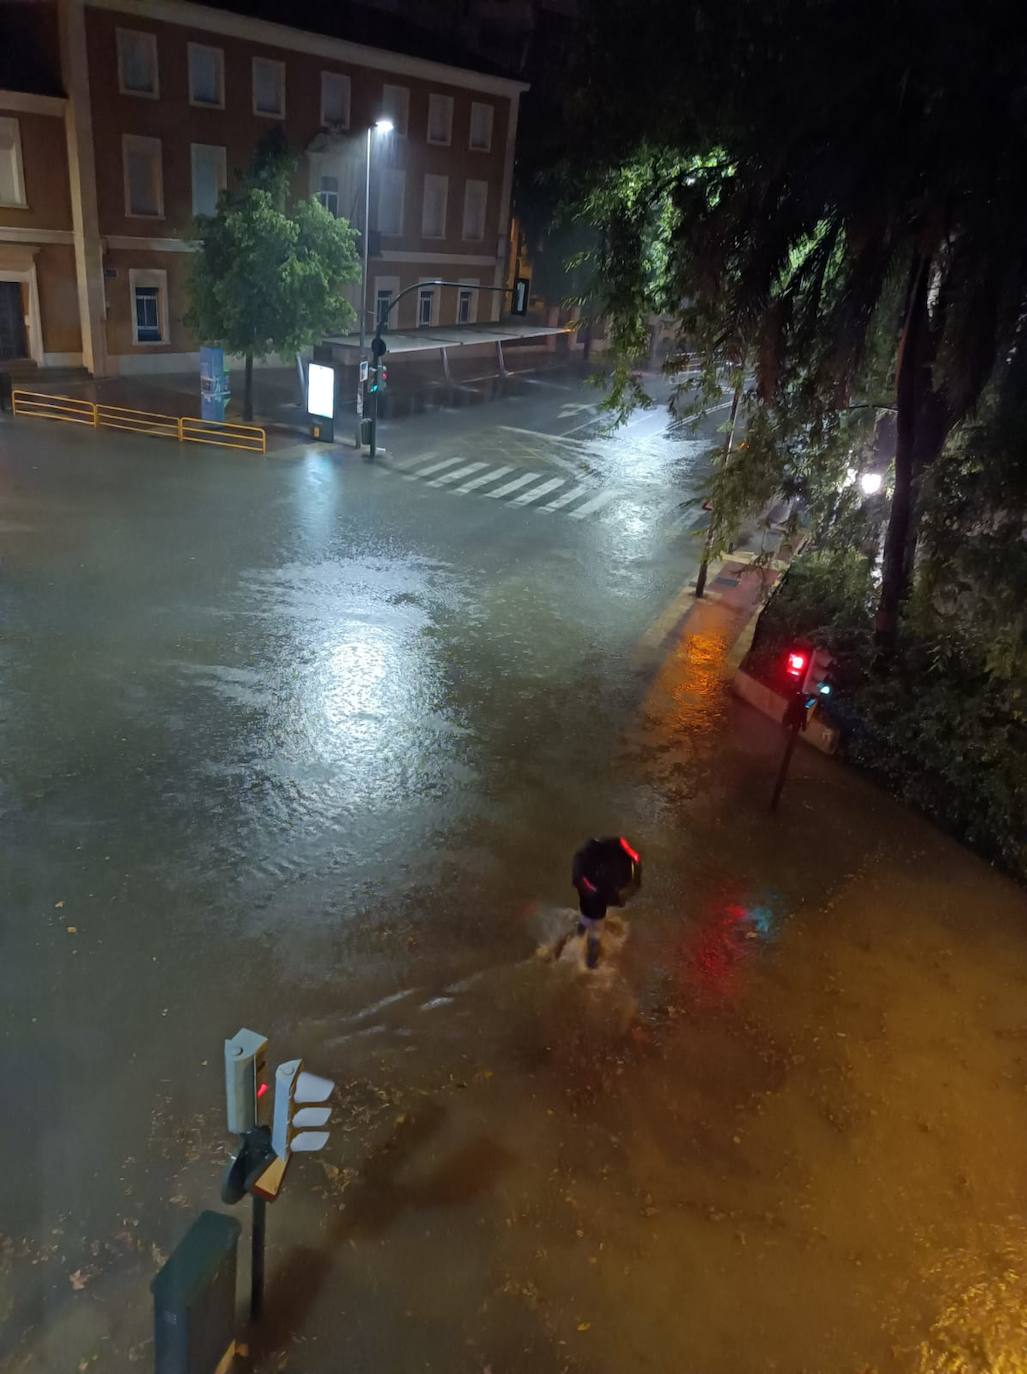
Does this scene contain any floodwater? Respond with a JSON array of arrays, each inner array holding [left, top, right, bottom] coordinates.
[[1, 402, 1026, 1373]]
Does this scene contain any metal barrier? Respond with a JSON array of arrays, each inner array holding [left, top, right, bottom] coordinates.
[[10, 390, 97, 427], [11, 390, 267, 456]]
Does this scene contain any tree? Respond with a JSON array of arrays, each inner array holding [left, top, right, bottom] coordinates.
[[186, 134, 360, 421], [555, 0, 1027, 651]]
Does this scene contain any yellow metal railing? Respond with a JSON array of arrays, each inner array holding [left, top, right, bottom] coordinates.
[[11, 390, 267, 456]]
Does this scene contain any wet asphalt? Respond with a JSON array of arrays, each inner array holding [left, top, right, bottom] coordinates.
[[2, 371, 1026, 1373]]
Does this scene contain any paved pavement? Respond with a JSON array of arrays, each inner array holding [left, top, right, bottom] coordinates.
[[2, 371, 1025, 1374]]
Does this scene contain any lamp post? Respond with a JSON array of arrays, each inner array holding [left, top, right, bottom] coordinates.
[[356, 118, 392, 447]]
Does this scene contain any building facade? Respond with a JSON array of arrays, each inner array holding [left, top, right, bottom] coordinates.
[[0, 0, 526, 375]]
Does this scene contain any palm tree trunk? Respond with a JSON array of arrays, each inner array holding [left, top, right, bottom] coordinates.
[[875, 256, 929, 652], [243, 352, 254, 423]]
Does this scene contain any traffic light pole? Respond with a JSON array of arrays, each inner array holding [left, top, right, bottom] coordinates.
[[250, 1196, 266, 1322], [770, 691, 807, 811], [366, 278, 525, 459]]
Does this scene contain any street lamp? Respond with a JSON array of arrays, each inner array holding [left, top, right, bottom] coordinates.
[[356, 117, 393, 446], [860, 471, 883, 496]]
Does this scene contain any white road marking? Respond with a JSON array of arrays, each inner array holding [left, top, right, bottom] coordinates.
[[511, 476, 565, 506], [486, 471, 541, 499], [541, 483, 589, 512], [456, 465, 514, 494], [404, 456, 465, 480], [429, 461, 486, 487], [568, 488, 622, 520], [389, 450, 438, 472]]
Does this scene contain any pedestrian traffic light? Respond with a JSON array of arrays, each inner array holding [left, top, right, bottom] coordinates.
[[801, 647, 834, 698], [271, 1059, 334, 1161], [784, 649, 808, 683], [224, 1028, 269, 1135], [368, 364, 388, 395]]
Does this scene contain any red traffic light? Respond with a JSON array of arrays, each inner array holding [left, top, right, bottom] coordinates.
[[785, 651, 807, 679]]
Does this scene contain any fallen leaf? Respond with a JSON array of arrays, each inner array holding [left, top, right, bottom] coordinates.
[[577, 1322, 591, 1333], [55, 900, 65, 909], [69, 1269, 88, 1290], [66, 926, 78, 935]]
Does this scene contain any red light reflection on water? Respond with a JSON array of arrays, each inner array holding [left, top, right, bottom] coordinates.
[[676, 888, 777, 1002]]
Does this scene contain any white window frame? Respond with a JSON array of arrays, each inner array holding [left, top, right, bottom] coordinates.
[[427, 93, 453, 147], [129, 268, 169, 346], [317, 173, 339, 217], [188, 42, 224, 109], [456, 279, 478, 326], [421, 173, 448, 240], [0, 117, 27, 209], [320, 71, 351, 129], [468, 101, 494, 152], [122, 134, 164, 219], [116, 28, 159, 99], [381, 83, 409, 137], [416, 281, 439, 328], [377, 167, 405, 237], [252, 57, 286, 119], [462, 178, 487, 242], [373, 274, 400, 328], [190, 142, 227, 218]]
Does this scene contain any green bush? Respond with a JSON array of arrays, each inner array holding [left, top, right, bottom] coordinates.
[[744, 550, 1027, 882]]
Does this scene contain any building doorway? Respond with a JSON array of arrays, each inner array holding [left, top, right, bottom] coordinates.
[[0, 280, 28, 360]]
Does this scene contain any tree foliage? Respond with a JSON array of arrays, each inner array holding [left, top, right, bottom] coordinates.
[[186, 133, 360, 418], [554, 0, 1027, 645]]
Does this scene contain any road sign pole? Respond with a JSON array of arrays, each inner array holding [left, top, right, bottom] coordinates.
[[771, 692, 807, 811]]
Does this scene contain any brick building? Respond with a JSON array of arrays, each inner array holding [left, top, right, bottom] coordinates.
[[0, 0, 527, 376]]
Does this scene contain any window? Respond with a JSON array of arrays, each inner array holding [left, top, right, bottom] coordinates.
[[375, 287, 392, 327], [188, 43, 224, 107], [417, 286, 435, 328], [122, 135, 163, 218], [321, 71, 350, 128], [377, 168, 405, 236], [253, 57, 285, 118], [421, 174, 447, 239], [317, 174, 339, 217], [129, 269, 168, 344], [380, 83, 409, 137], [427, 93, 453, 146], [191, 143, 226, 217], [117, 28, 159, 97], [462, 179, 487, 241], [0, 118, 26, 208], [457, 287, 476, 325], [469, 101, 494, 151]]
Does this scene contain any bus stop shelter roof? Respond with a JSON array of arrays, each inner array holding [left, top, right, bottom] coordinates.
[[321, 322, 572, 355]]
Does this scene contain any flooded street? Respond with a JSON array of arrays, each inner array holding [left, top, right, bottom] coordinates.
[[2, 381, 1026, 1372]]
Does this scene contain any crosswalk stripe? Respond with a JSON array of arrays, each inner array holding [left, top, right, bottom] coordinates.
[[404, 456, 464, 480], [541, 483, 589, 512], [389, 450, 437, 472], [456, 464, 513, 494], [568, 488, 621, 520], [486, 471, 541, 499], [430, 461, 486, 487], [512, 476, 565, 506]]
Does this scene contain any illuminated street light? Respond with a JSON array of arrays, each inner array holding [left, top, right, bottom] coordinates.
[[356, 118, 395, 445], [860, 471, 883, 495]]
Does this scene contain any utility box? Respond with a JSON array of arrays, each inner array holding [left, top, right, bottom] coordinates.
[[152, 1210, 241, 1374]]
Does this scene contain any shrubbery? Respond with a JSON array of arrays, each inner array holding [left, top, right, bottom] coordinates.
[[745, 550, 1027, 882]]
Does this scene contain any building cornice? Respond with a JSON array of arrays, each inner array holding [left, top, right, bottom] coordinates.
[[86, 0, 530, 98]]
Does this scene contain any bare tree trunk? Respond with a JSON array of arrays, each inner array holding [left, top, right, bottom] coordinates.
[[695, 377, 743, 598], [243, 352, 254, 423]]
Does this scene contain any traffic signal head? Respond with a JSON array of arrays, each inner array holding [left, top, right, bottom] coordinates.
[[801, 647, 835, 698], [271, 1059, 335, 1160], [224, 1028, 269, 1135], [785, 650, 807, 682]]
